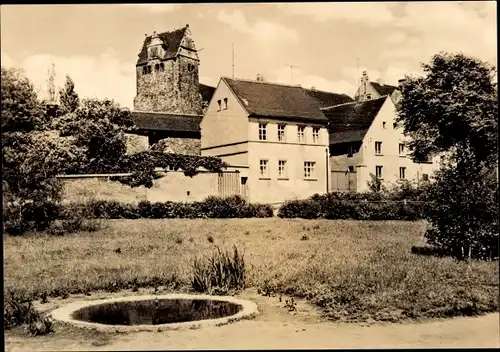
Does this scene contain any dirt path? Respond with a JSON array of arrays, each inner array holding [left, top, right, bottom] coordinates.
[[5, 290, 500, 351]]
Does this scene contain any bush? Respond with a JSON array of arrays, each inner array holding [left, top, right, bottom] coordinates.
[[3, 201, 62, 235], [423, 159, 498, 261], [4, 292, 54, 336], [62, 196, 273, 220], [191, 245, 245, 295], [278, 192, 426, 221]]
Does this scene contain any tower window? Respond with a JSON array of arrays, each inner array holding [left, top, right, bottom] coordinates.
[[159, 63, 165, 72], [142, 65, 152, 75], [155, 64, 160, 72], [188, 63, 195, 72]]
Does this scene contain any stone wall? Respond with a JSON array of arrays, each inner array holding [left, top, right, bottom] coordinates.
[[155, 137, 201, 155], [133, 57, 202, 115], [125, 133, 149, 154]]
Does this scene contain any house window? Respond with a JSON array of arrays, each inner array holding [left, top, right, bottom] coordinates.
[[399, 167, 406, 179], [399, 143, 405, 156], [298, 126, 306, 143], [304, 161, 316, 179], [259, 159, 269, 178], [375, 141, 382, 154], [259, 123, 267, 141], [278, 160, 287, 178], [277, 124, 286, 142], [382, 121, 386, 128], [375, 165, 383, 179], [217, 100, 221, 111], [312, 127, 320, 144], [348, 166, 355, 173], [223, 98, 228, 110], [422, 173, 429, 181]]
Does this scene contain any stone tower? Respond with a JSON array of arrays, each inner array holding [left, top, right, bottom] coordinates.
[[133, 24, 203, 115]]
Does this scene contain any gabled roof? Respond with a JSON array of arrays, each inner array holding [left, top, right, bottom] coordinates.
[[137, 27, 187, 65], [370, 82, 397, 97], [322, 97, 387, 145], [199, 83, 216, 103], [304, 88, 354, 109], [222, 77, 328, 123], [132, 111, 202, 133]]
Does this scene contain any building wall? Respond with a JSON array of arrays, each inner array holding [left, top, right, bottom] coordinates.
[[357, 98, 440, 191], [134, 56, 202, 115], [246, 119, 329, 203], [200, 79, 249, 150]]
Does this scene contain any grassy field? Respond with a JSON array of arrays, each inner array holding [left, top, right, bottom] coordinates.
[[4, 219, 498, 322]]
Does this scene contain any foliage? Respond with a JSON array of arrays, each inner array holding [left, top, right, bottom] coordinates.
[[278, 186, 428, 221], [58, 75, 79, 115], [4, 292, 54, 336], [1, 67, 47, 133], [395, 52, 498, 165], [395, 52, 499, 260], [2, 131, 85, 234], [63, 196, 273, 221], [192, 245, 245, 295], [424, 156, 498, 260], [55, 98, 135, 173]]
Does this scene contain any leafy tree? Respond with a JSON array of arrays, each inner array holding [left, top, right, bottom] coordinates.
[[396, 53, 498, 260], [424, 156, 498, 260], [56, 98, 135, 172], [58, 75, 79, 115], [1, 67, 46, 133], [396, 52, 497, 165]]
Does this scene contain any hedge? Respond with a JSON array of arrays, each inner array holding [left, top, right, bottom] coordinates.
[[70, 195, 274, 220], [277, 192, 428, 220]]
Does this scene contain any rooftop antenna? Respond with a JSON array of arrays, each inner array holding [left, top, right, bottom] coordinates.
[[232, 43, 235, 79], [284, 63, 299, 85]]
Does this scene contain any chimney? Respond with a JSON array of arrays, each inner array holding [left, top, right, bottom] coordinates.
[[398, 78, 407, 90], [186, 24, 189, 28], [361, 70, 368, 83], [311, 86, 316, 91]]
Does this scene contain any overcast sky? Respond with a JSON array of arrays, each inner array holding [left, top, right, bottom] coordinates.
[[1, 2, 496, 108]]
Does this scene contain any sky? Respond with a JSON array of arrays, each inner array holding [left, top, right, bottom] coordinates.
[[1, 2, 497, 108]]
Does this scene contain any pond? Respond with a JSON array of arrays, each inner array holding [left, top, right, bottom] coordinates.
[[71, 298, 243, 326]]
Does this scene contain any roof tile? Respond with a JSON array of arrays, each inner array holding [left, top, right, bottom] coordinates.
[[322, 97, 387, 144], [223, 77, 328, 123]]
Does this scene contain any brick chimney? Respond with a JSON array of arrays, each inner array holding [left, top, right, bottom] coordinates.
[[398, 78, 407, 90]]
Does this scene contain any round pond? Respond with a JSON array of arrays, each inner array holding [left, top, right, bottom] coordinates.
[[50, 294, 259, 332]]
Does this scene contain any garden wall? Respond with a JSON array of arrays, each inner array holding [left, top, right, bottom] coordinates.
[[60, 170, 241, 204]]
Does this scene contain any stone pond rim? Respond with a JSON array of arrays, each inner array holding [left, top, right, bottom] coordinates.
[[49, 294, 259, 332]]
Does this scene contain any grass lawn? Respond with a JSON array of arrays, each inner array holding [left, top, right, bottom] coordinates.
[[4, 219, 498, 322]]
